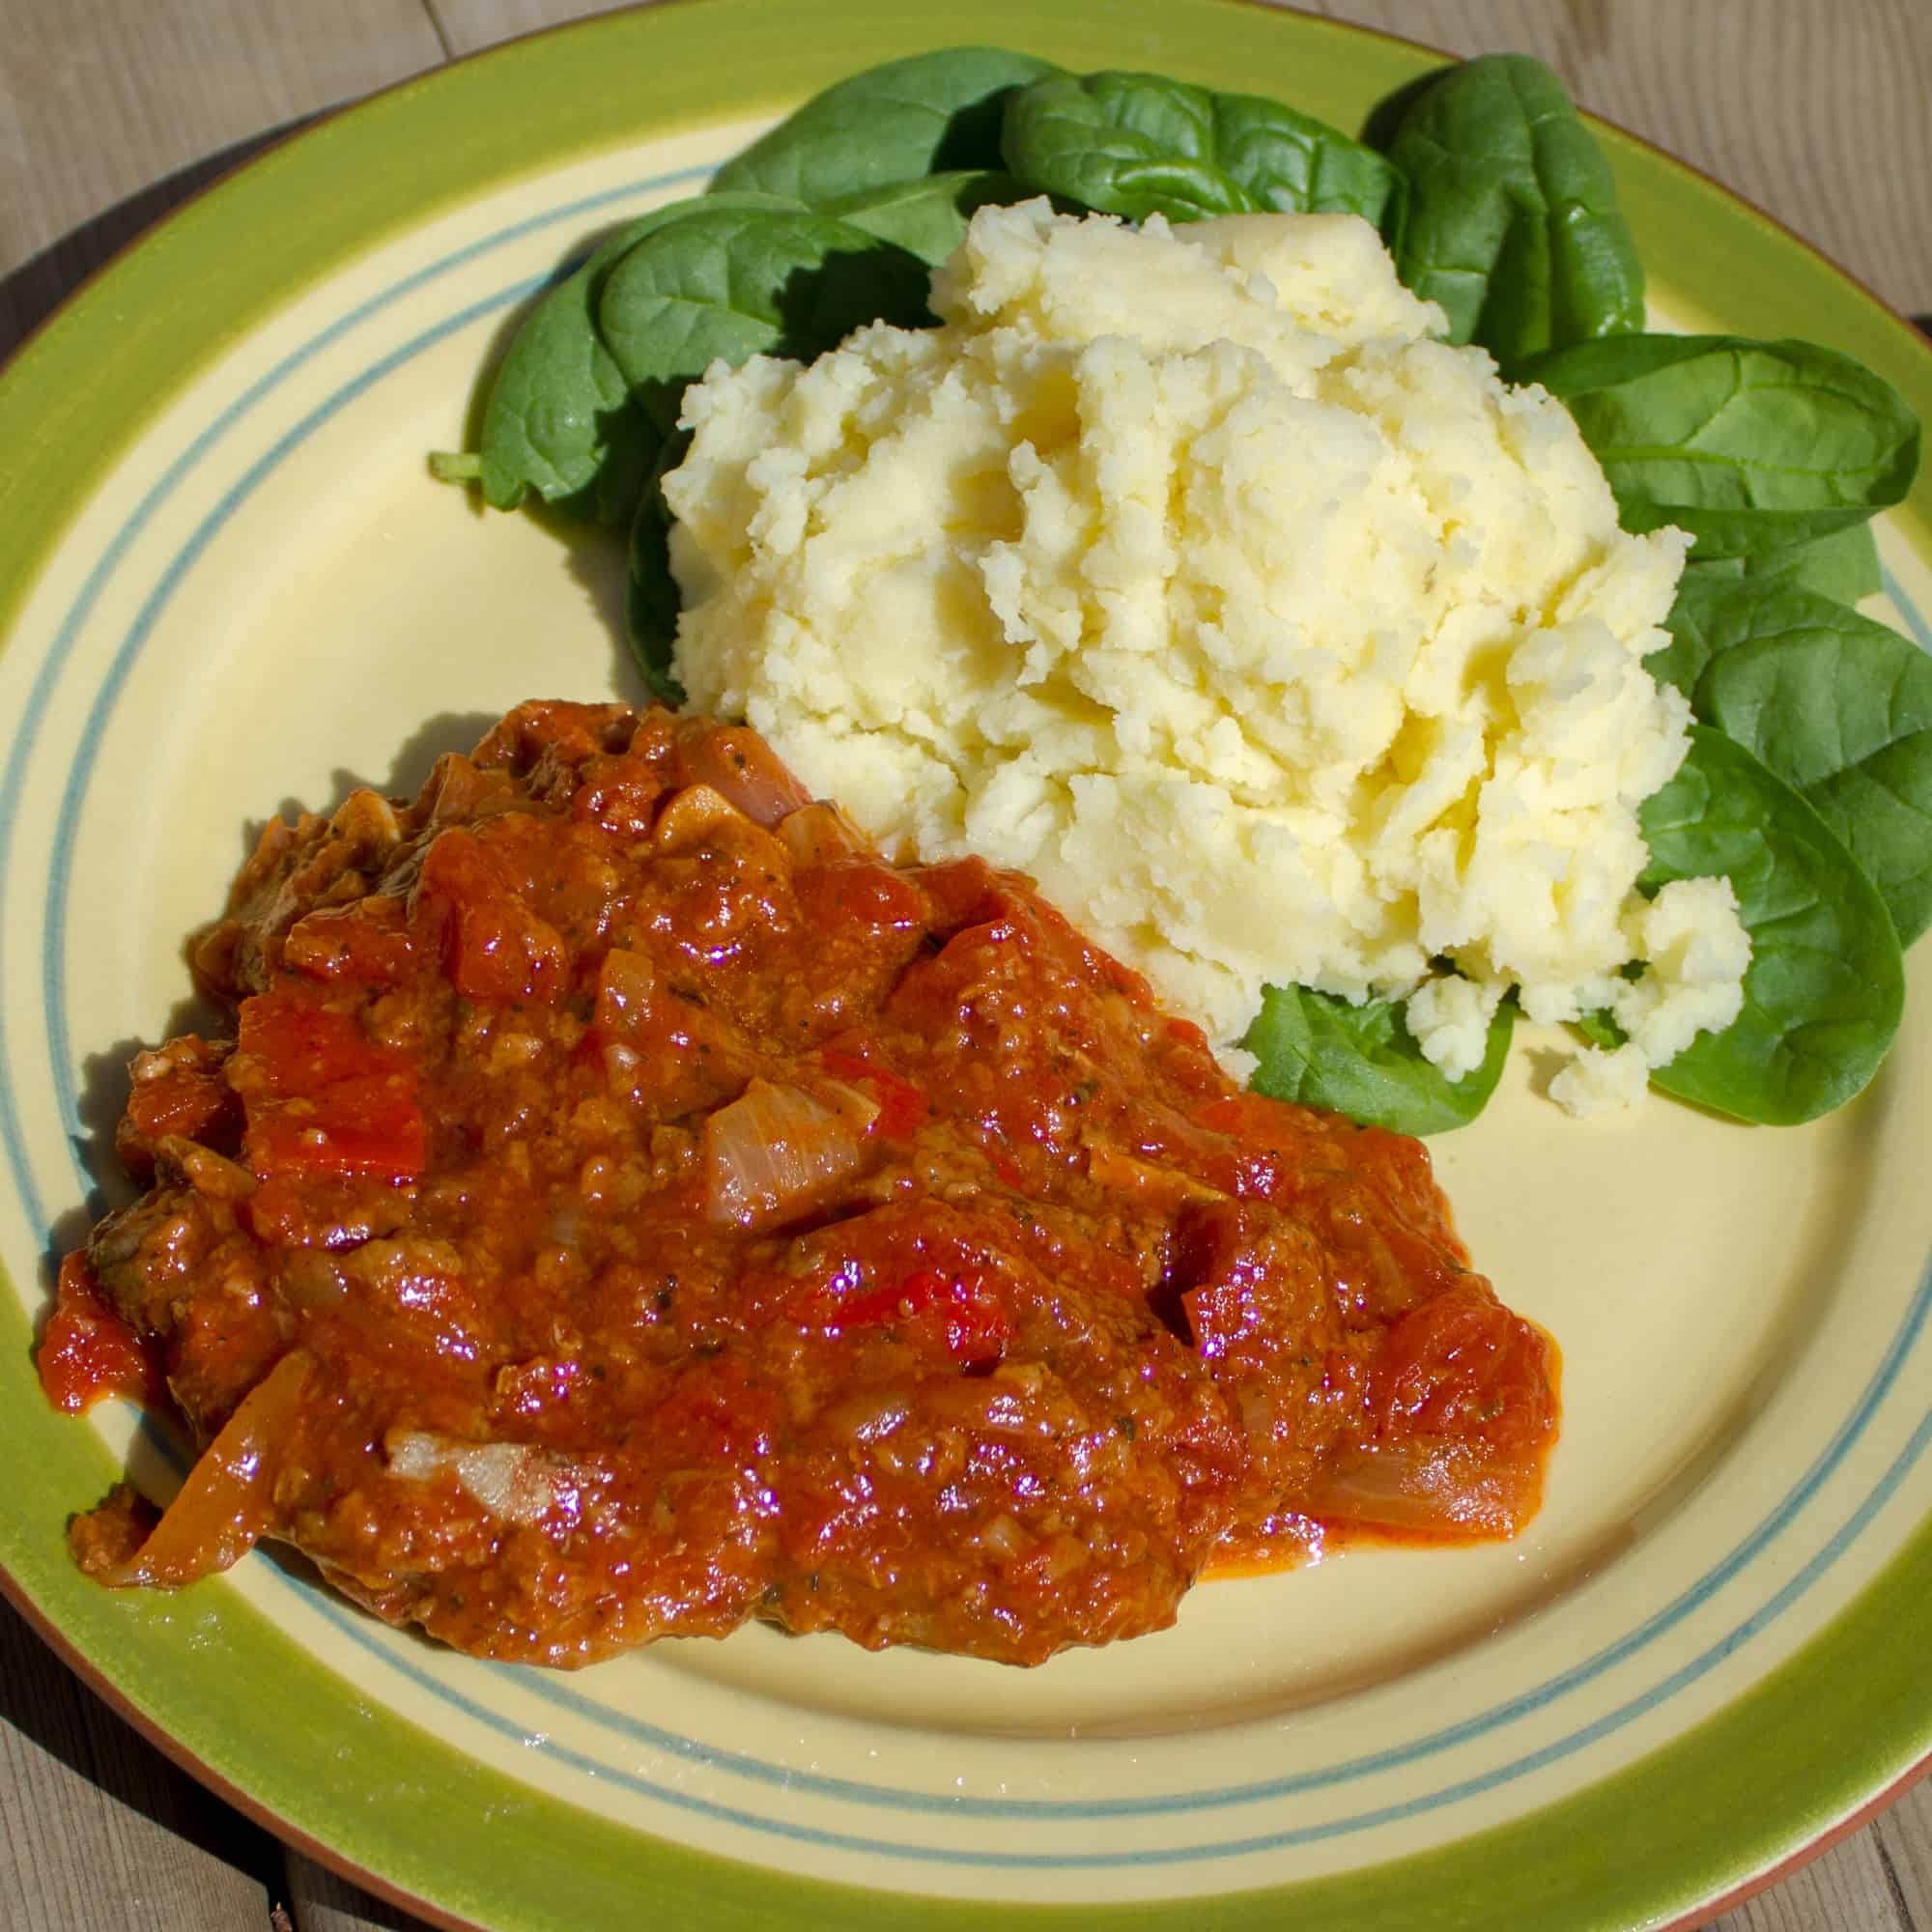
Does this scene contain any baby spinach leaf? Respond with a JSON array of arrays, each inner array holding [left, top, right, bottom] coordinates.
[[1000, 71, 1403, 232], [1381, 53, 1643, 367], [1636, 725, 1903, 1124], [597, 206, 932, 434], [1684, 521, 1883, 606], [478, 229, 648, 517], [1240, 984, 1514, 1135], [1524, 333, 1921, 556], [708, 47, 1063, 206], [1572, 1009, 1624, 1052], [474, 191, 801, 519], [1648, 573, 1932, 944], [819, 171, 1026, 266], [625, 432, 689, 708]]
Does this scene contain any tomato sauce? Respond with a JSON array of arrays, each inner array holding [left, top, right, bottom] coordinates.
[[39, 1252, 165, 1414], [44, 702, 1558, 1667]]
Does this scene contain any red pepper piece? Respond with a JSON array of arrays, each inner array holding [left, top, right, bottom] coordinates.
[[792, 861, 925, 937], [242, 1072, 426, 1179], [283, 895, 416, 987], [238, 988, 395, 1094], [235, 989, 424, 1179], [832, 1268, 1011, 1366], [38, 1252, 165, 1414], [817, 1046, 929, 1141], [413, 826, 569, 1005]]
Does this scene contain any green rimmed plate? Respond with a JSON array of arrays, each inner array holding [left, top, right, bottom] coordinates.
[[2, 3, 1930, 1927]]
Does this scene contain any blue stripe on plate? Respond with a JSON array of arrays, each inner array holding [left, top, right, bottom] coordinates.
[[1885, 565, 1932, 653]]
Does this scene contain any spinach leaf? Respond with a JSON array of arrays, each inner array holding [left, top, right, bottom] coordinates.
[[625, 432, 688, 709], [1648, 573, 1932, 944], [597, 206, 932, 434], [1683, 521, 1883, 606], [1635, 725, 1903, 1123], [1524, 333, 1921, 556], [1000, 71, 1403, 231], [475, 191, 801, 518], [1572, 1009, 1623, 1052], [708, 47, 1063, 206], [1381, 53, 1643, 367], [820, 170, 1026, 266], [1240, 984, 1514, 1135]]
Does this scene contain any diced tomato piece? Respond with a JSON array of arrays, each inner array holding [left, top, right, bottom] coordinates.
[[816, 1045, 928, 1141], [38, 1252, 164, 1414], [792, 861, 925, 938], [413, 826, 568, 1005], [570, 750, 670, 838], [283, 895, 416, 986], [1374, 1285, 1557, 1456], [908, 856, 1002, 936], [114, 1037, 242, 1175], [829, 1268, 1011, 1366], [235, 988, 424, 1179], [239, 988, 394, 1094], [244, 1073, 425, 1179]]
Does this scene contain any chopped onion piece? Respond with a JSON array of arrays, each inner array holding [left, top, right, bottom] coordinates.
[[156, 1135, 257, 1203], [594, 948, 657, 1034], [328, 788, 403, 853], [90, 1350, 312, 1586], [1302, 1445, 1523, 1539], [672, 720, 811, 826], [976, 1512, 1031, 1559], [817, 1079, 883, 1133], [1086, 1146, 1224, 1209], [777, 800, 871, 864], [385, 1430, 556, 1525], [651, 783, 745, 853], [703, 1078, 869, 1228]]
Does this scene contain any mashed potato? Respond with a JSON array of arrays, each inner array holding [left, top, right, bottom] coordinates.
[[665, 199, 1748, 1106]]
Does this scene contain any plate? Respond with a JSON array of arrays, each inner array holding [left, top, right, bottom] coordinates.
[[2, 3, 1930, 1927]]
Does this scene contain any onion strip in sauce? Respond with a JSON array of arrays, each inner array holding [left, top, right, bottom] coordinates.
[[73, 1350, 312, 1587]]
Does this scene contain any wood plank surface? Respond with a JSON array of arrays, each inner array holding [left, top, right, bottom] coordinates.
[[1, 3, 1927, 1929]]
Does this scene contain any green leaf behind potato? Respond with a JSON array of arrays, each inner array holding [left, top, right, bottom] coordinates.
[[625, 431, 689, 708], [819, 170, 1027, 265], [1635, 726, 1903, 1124], [1649, 573, 1932, 944], [475, 191, 802, 518], [1381, 53, 1644, 367], [1683, 521, 1883, 606], [1001, 71, 1403, 232], [1241, 983, 1514, 1135], [1525, 333, 1920, 557], [708, 46, 1063, 205], [597, 205, 933, 433]]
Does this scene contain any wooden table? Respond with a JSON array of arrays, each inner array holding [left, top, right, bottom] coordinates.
[[2, 3, 1928, 1926]]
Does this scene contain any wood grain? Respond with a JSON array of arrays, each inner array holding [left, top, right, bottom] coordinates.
[[0, 0, 446, 364], [1299, 0, 1932, 320], [0, 1596, 275, 1927], [0, 3, 1927, 1929]]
